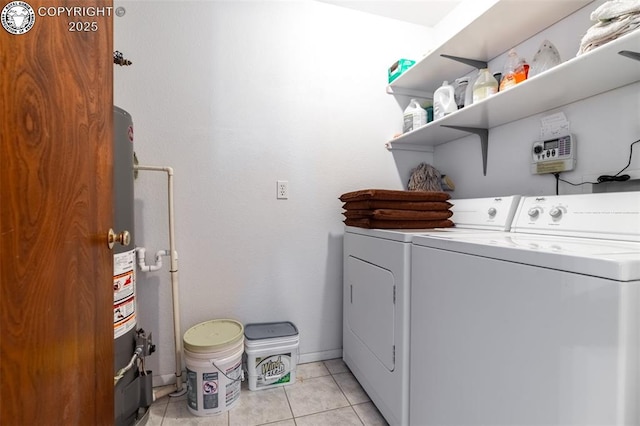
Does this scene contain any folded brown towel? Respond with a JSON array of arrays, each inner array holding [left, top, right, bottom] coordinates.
[[339, 189, 450, 202], [343, 209, 453, 221], [342, 200, 452, 211], [344, 218, 454, 229]]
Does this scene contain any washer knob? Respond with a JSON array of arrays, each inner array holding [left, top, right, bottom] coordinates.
[[528, 207, 542, 218], [549, 207, 563, 218], [488, 207, 497, 217]]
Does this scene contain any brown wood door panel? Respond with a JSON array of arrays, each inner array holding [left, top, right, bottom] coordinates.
[[1, 1, 114, 424]]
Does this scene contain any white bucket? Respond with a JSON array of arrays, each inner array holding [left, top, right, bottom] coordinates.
[[244, 322, 299, 391], [183, 319, 244, 416]]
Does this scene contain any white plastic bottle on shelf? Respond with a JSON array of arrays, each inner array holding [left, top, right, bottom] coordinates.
[[464, 73, 477, 108], [472, 68, 498, 103], [433, 81, 457, 120], [403, 99, 427, 133]]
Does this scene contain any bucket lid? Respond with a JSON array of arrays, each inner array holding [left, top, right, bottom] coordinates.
[[244, 321, 298, 340], [183, 319, 244, 353]]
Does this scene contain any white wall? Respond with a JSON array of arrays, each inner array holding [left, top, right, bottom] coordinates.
[[433, 0, 640, 197], [114, 0, 434, 384], [433, 0, 499, 46]]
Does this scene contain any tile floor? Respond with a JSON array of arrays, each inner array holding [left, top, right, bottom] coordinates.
[[145, 358, 389, 426]]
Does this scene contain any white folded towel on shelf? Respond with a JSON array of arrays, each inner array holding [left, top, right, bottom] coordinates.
[[578, 13, 640, 54], [577, 0, 640, 55], [591, 0, 640, 21]]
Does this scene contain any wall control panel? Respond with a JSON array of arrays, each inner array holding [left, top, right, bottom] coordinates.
[[531, 134, 576, 174]]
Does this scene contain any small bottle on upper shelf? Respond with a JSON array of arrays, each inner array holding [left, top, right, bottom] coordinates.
[[499, 49, 528, 91], [472, 68, 499, 103]]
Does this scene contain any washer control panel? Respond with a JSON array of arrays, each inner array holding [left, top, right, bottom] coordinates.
[[513, 192, 640, 241]]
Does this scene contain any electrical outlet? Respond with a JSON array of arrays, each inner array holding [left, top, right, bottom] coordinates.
[[277, 180, 288, 199]]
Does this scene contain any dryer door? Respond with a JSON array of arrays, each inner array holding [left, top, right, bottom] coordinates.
[[345, 256, 395, 371]]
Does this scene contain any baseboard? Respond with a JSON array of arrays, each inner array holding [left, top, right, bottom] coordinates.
[[152, 372, 181, 388], [298, 349, 343, 364]]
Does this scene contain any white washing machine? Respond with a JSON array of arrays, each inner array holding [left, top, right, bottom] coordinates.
[[410, 192, 640, 425], [343, 196, 521, 426]]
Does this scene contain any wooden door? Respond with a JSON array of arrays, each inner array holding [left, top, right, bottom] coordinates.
[[0, 1, 114, 424]]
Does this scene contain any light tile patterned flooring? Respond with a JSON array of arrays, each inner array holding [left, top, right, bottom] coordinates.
[[146, 358, 389, 426]]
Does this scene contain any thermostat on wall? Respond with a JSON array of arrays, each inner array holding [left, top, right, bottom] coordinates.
[[531, 134, 576, 174]]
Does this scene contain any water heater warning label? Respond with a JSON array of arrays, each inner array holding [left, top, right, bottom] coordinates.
[[114, 297, 136, 339], [114, 249, 135, 301], [114, 249, 136, 339]]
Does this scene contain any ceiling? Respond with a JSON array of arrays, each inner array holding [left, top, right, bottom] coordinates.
[[315, 0, 463, 27]]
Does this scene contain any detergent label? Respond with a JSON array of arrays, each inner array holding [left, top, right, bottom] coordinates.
[[186, 369, 198, 410], [202, 372, 219, 409], [255, 353, 292, 388]]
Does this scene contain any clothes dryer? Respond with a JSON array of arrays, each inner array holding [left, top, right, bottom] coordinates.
[[343, 195, 521, 425], [410, 192, 640, 425]]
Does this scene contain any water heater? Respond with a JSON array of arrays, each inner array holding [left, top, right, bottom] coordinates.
[[113, 106, 153, 425]]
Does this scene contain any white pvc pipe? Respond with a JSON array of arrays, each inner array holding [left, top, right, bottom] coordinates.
[[136, 247, 169, 272], [135, 165, 184, 394], [152, 383, 180, 401]]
